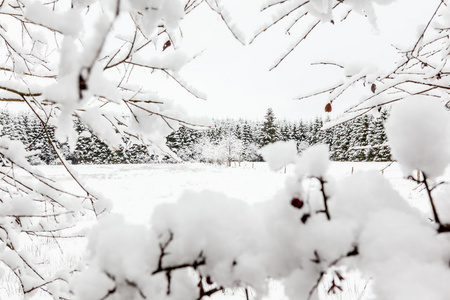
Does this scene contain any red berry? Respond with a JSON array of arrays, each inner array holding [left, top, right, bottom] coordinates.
[[206, 276, 213, 285], [325, 103, 332, 112], [291, 198, 304, 209]]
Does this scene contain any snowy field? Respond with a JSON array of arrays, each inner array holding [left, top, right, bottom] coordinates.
[[2, 161, 446, 299], [38, 161, 433, 224]]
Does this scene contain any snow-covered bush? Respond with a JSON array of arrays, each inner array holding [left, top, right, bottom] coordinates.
[[195, 136, 225, 165], [194, 134, 245, 166], [219, 134, 245, 166], [75, 137, 450, 300]]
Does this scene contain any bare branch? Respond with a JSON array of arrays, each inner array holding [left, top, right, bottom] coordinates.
[[204, 0, 246, 45], [411, 0, 444, 56], [250, 1, 309, 44], [269, 19, 320, 71]]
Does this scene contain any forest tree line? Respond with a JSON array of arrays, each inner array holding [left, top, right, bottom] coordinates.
[[0, 108, 390, 165]]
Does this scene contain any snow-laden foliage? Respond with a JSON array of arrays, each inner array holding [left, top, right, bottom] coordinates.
[[2, 0, 450, 299], [0, 0, 204, 296], [1, 0, 203, 154], [259, 140, 297, 171], [194, 134, 245, 166], [75, 134, 450, 300], [385, 97, 450, 179]]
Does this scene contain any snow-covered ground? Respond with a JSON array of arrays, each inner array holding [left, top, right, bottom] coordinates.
[[3, 161, 445, 299], [37, 161, 432, 224]]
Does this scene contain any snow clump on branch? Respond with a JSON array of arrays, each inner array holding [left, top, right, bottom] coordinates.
[[385, 97, 450, 178], [259, 140, 298, 171]]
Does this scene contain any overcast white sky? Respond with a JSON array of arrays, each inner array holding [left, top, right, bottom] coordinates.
[[166, 0, 438, 122]]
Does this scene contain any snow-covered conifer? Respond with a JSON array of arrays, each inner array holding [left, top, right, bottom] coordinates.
[[259, 108, 280, 147]]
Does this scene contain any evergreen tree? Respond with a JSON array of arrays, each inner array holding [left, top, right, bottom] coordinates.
[[321, 116, 334, 147], [206, 122, 223, 145], [240, 121, 259, 162], [279, 120, 292, 142], [368, 110, 391, 161], [259, 108, 280, 147], [166, 126, 202, 161], [330, 123, 351, 161], [308, 117, 325, 145], [348, 115, 371, 161], [294, 121, 309, 152], [234, 122, 242, 140]]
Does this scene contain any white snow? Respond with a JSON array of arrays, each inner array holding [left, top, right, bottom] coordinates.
[[295, 144, 330, 178], [259, 141, 298, 171], [5, 160, 447, 300], [385, 96, 450, 178], [24, 1, 82, 36]]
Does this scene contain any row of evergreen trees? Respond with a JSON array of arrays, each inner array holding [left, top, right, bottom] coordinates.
[[0, 110, 154, 165], [0, 108, 391, 165], [167, 108, 391, 164]]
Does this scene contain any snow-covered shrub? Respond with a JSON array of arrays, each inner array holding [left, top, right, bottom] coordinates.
[[74, 137, 450, 299], [195, 135, 244, 166], [194, 136, 225, 165], [219, 134, 245, 166]]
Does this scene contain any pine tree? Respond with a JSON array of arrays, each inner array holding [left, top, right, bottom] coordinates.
[[349, 115, 371, 161], [278, 120, 288, 141], [368, 110, 391, 161], [321, 116, 334, 148], [308, 117, 325, 145], [234, 122, 242, 140], [166, 126, 202, 161], [330, 123, 351, 161], [240, 121, 259, 161], [259, 108, 280, 147], [206, 122, 222, 145]]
